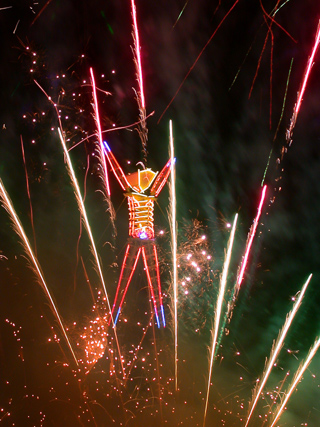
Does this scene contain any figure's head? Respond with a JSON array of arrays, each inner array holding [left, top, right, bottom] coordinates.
[[126, 168, 158, 193]]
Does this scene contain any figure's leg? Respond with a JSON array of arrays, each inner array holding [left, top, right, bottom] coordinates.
[[152, 245, 166, 327], [108, 244, 141, 326], [141, 246, 161, 328]]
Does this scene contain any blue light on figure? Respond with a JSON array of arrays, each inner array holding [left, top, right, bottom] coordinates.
[[139, 230, 148, 240], [103, 141, 111, 152]]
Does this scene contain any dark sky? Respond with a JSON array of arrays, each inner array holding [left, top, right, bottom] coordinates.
[[1, 1, 320, 426]]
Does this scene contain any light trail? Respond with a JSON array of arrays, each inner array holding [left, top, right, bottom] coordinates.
[[90, 67, 111, 197], [270, 335, 320, 427], [20, 135, 37, 256], [295, 20, 320, 117], [57, 128, 125, 378], [286, 20, 320, 144], [131, 0, 145, 109], [169, 119, 178, 391], [0, 179, 79, 367], [203, 213, 238, 427], [237, 185, 267, 288], [244, 273, 313, 427]]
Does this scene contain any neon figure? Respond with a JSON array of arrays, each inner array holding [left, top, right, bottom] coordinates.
[[104, 141, 173, 328]]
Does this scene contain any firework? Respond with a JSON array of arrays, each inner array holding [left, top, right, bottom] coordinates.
[[57, 128, 125, 378], [244, 273, 313, 427], [169, 120, 178, 391], [0, 179, 78, 367], [237, 185, 267, 289], [89, 67, 111, 197], [270, 336, 320, 427], [203, 213, 238, 427]]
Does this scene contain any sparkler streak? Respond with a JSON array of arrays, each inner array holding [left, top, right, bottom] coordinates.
[[244, 273, 313, 427], [131, 0, 148, 161], [0, 179, 79, 367], [203, 213, 238, 427], [90, 67, 111, 197], [131, 0, 145, 110], [270, 335, 320, 427], [169, 120, 178, 391], [20, 135, 37, 256], [57, 128, 125, 378]]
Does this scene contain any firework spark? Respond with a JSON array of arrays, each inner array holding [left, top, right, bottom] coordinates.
[[169, 120, 178, 391], [270, 335, 320, 427], [244, 273, 313, 427], [203, 213, 238, 427], [285, 20, 320, 150], [57, 128, 125, 378], [90, 67, 111, 197], [237, 185, 267, 289], [131, 0, 145, 110], [0, 179, 79, 367]]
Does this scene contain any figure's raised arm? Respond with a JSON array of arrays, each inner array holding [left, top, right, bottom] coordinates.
[[150, 158, 175, 197], [103, 141, 131, 191]]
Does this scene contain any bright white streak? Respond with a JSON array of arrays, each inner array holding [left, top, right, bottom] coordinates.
[[245, 273, 313, 427], [57, 129, 125, 377], [0, 179, 79, 367], [270, 335, 320, 427], [169, 120, 178, 391], [203, 213, 238, 426], [90, 67, 111, 196]]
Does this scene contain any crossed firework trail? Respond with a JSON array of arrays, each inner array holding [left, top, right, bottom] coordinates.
[[103, 141, 173, 328]]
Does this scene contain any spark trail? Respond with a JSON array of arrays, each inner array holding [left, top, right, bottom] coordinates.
[[0, 179, 79, 367], [131, 0, 145, 110], [203, 213, 238, 427], [90, 67, 111, 197], [20, 135, 37, 256], [57, 128, 125, 378], [131, 0, 148, 161], [169, 120, 178, 391], [270, 335, 320, 427], [224, 185, 267, 327], [237, 185, 267, 289], [285, 20, 320, 149], [294, 21, 320, 118], [244, 273, 313, 427]]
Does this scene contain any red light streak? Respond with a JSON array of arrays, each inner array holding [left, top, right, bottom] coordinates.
[[153, 245, 163, 308], [141, 247, 160, 327], [108, 244, 131, 326], [113, 247, 142, 324]]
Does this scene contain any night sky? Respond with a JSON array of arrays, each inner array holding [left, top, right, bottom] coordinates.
[[1, 1, 320, 426]]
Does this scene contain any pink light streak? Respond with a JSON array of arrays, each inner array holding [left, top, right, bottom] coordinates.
[[131, 0, 145, 109], [237, 185, 267, 287], [90, 67, 111, 196], [295, 20, 320, 116]]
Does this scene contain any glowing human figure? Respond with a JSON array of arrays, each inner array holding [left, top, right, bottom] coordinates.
[[103, 141, 173, 328]]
